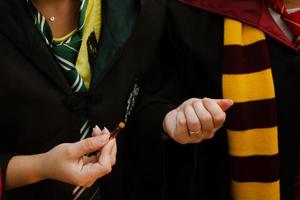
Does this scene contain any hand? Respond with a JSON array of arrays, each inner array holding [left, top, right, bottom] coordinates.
[[163, 98, 233, 144], [41, 128, 117, 187]]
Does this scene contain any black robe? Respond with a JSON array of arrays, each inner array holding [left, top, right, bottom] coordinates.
[[162, 1, 300, 200], [0, 0, 169, 199]]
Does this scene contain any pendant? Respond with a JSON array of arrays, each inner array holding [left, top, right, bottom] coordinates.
[[49, 16, 55, 22]]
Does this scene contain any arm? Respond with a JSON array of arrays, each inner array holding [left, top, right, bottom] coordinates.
[[6, 153, 45, 190], [3, 128, 116, 191]]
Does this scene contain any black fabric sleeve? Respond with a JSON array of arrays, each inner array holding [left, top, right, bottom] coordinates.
[[123, 21, 189, 200]]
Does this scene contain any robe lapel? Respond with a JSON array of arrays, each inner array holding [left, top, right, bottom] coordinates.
[[180, 0, 296, 51], [89, 0, 159, 92], [0, 0, 72, 95]]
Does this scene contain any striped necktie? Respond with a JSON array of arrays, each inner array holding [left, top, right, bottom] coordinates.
[[28, 0, 92, 143], [266, 0, 300, 49], [27, 0, 102, 199]]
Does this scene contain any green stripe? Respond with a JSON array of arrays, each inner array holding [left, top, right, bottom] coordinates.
[[27, 0, 89, 92]]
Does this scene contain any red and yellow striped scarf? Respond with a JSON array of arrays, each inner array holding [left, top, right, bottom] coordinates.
[[223, 18, 280, 200]]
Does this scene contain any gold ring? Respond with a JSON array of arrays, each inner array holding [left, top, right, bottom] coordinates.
[[189, 130, 201, 135]]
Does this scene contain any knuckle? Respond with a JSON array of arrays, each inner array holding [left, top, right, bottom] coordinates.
[[205, 130, 215, 139], [178, 118, 186, 126], [190, 98, 199, 102], [84, 139, 96, 150], [189, 119, 200, 128], [85, 181, 95, 188], [64, 145, 74, 157], [201, 114, 212, 123], [192, 100, 200, 107], [214, 113, 226, 123], [74, 177, 88, 187], [112, 158, 117, 166], [78, 181, 88, 187], [103, 165, 112, 174], [190, 125, 200, 132], [206, 133, 215, 139]]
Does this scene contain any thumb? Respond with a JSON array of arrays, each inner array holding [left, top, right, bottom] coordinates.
[[214, 99, 234, 111], [71, 134, 110, 157]]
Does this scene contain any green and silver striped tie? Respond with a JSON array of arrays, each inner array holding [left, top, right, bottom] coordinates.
[[28, 1, 101, 199], [28, 0, 91, 139]]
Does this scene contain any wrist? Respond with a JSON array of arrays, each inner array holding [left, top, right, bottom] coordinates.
[[30, 153, 48, 182], [6, 153, 48, 189], [26, 153, 47, 183]]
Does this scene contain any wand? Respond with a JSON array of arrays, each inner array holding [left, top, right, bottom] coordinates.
[[109, 122, 125, 139]]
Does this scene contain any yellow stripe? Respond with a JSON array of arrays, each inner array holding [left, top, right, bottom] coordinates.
[[224, 18, 265, 46], [228, 127, 278, 156], [53, 29, 77, 42], [222, 69, 275, 103], [231, 180, 280, 200], [224, 18, 280, 200], [76, 0, 101, 89]]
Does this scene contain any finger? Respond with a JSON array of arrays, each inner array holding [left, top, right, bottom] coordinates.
[[192, 100, 214, 138], [214, 99, 234, 111], [102, 127, 111, 136], [92, 125, 102, 137], [93, 127, 110, 155], [174, 111, 190, 144], [202, 98, 226, 128], [177, 98, 199, 112], [176, 111, 188, 132], [109, 139, 117, 166], [83, 155, 98, 165], [183, 105, 201, 134], [97, 140, 115, 172], [83, 140, 115, 180], [71, 134, 110, 157], [163, 109, 177, 136]]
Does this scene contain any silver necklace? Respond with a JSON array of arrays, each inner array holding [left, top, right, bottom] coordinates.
[[49, 16, 56, 22]]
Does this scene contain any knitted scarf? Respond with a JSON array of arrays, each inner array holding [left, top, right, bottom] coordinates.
[[223, 18, 280, 200]]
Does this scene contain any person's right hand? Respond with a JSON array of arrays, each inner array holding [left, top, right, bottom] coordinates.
[[40, 128, 116, 187], [163, 98, 233, 144]]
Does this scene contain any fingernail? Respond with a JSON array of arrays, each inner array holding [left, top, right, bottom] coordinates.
[[227, 99, 234, 105], [103, 127, 110, 135], [203, 97, 210, 102], [95, 125, 101, 131]]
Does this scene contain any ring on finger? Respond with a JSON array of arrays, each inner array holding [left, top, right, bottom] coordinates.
[[189, 130, 201, 135]]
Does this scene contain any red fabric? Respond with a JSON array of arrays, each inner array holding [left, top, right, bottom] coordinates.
[[266, 0, 300, 38], [0, 168, 2, 200], [179, 0, 297, 51]]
